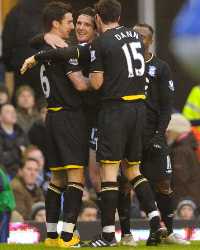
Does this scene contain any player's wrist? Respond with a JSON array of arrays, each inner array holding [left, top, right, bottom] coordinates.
[[34, 50, 44, 61]]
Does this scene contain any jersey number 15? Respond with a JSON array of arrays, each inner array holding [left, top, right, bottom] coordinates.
[[122, 42, 145, 78]]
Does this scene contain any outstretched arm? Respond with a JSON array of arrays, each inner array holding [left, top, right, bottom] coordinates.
[[20, 46, 83, 75]]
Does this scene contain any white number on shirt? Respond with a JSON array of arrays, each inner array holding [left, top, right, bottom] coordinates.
[[122, 42, 145, 78], [40, 64, 50, 98]]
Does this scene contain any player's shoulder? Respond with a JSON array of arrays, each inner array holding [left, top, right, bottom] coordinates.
[[106, 26, 140, 40], [77, 43, 91, 60], [37, 43, 52, 51], [146, 54, 169, 78], [153, 55, 170, 69]]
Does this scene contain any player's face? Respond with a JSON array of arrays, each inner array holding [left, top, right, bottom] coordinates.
[[133, 26, 153, 50], [76, 14, 96, 43], [58, 12, 74, 39]]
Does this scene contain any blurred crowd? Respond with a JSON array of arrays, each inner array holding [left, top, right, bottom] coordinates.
[[0, 0, 200, 236]]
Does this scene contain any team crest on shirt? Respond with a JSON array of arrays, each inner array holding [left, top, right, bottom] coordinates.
[[90, 50, 96, 62], [168, 80, 175, 91], [148, 66, 157, 77], [68, 58, 78, 65]]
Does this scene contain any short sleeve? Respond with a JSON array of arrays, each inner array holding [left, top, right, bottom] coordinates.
[[65, 45, 90, 75], [65, 57, 81, 75], [89, 37, 104, 73]]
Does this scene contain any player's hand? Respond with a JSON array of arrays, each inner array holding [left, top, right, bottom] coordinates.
[[20, 56, 37, 74], [147, 132, 167, 154], [44, 32, 68, 49]]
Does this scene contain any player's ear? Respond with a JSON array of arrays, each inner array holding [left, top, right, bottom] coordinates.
[[117, 16, 121, 23], [95, 14, 99, 21], [52, 20, 60, 29], [94, 14, 101, 29], [150, 36, 153, 45]]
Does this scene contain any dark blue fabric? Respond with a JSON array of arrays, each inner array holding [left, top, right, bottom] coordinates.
[[0, 63, 4, 83], [0, 175, 3, 192], [0, 211, 10, 242], [172, 0, 200, 37]]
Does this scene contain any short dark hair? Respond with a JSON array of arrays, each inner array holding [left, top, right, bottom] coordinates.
[[77, 7, 96, 28], [134, 23, 154, 36], [95, 0, 121, 24], [43, 1, 72, 32]]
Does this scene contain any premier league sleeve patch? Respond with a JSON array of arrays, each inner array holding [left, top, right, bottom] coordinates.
[[90, 50, 96, 62], [168, 80, 175, 91]]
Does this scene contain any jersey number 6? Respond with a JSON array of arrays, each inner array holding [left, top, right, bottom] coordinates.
[[40, 64, 50, 98]]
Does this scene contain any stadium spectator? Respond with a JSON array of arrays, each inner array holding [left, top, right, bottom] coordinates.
[[78, 200, 98, 222], [182, 85, 200, 161], [11, 158, 44, 221], [166, 113, 200, 208], [31, 201, 46, 222], [0, 104, 29, 178], [175, 199, 197, 220], [28, 100, 47, 160], [183, 85, 200, 128], [16, 85, 39, 133], [0, 86, 9, 105], [0, 167, 15, 242], [23, 145, 49, 192], [2, 0, 48, 100]]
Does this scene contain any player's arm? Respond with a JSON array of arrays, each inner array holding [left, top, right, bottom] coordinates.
[[20, 46, 87, 75], [68, 71, 90, 91], [157, 62, 174, 134], [66, 53, 91, 91], [34, 46, 79, 61], [89, 38, 104, 90], [89, 72, 104, 90], [147, 62, 174, 151]]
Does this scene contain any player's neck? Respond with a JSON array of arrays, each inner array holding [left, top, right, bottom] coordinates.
[[102, 22, 119, 33], [145, 51, 153, 62], [49, 29, 65, 41]]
